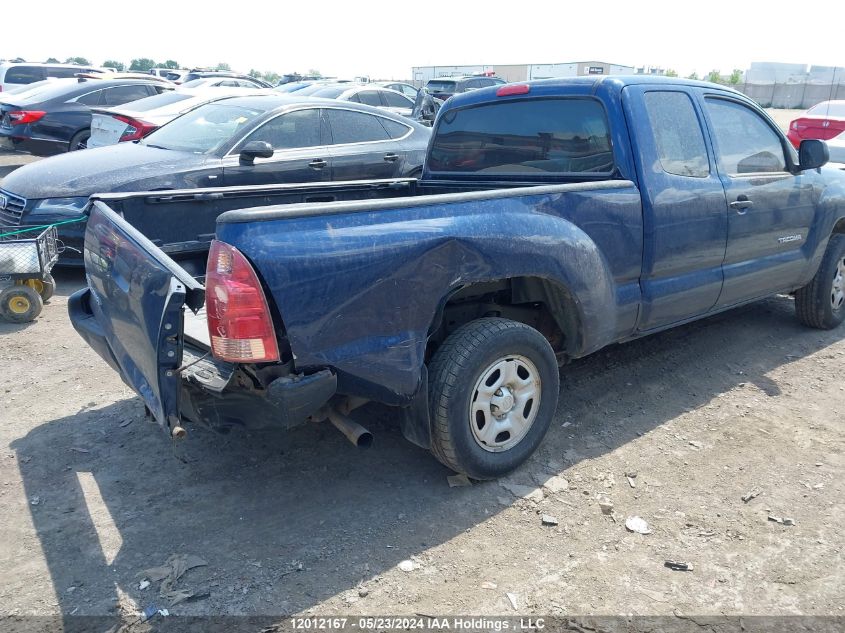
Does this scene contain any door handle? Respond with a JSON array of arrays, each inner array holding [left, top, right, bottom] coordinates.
[[308, 159, 327, 169], [383, 153, 399, 162], [729, 195, 753, 212]]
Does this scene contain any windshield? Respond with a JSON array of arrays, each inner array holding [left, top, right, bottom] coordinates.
[[426, 80, 457, 93], [807, 101, 845, 118], [118, 91, 193, 113], [140, 102, 264, 154], [310, 87, 346, 99]]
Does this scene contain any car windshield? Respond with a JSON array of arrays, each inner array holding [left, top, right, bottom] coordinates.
[[310, 87, 346, 99], [140, 103, 264, 154], [118, 91, 193, 113], [180, 79, 213, 88], [806, 101, 845, 118], [426, 80, 457, 93]]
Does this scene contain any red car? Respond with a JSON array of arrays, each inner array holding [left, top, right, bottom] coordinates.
[[787, 100, 845, 155]]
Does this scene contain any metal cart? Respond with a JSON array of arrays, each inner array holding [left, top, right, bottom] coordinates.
[[0, 225, 59, 322]]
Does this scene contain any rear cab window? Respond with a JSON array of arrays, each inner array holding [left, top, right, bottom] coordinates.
[[427, 97, 614, 179]]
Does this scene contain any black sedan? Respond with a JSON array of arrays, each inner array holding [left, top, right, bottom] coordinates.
[[0, 78, 169, 155], [0, 94, 431, 263]]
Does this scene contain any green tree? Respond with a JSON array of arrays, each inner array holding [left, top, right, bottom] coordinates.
[[728, 69, 743, 85], [687, 71, 699, 80], [129, 58, 157, 72], [262, 71, 280, 85], [102, 59, 125, 71], [307, 68, 322, 78], [706, 70, 722, 84], [216, 62, 231, 71], [163, 59, 180, 69], [248, 69, 263, 79], [665, 69, 678, 77], [45, 57, 60, 63], [65, 56, 91, 65]]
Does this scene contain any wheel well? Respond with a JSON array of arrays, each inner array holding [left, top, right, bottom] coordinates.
[[426, 277, 580, 364], [833, 218, 845, 234]]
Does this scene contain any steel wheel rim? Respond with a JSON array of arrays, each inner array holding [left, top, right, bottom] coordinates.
[[9, 296, 31, 314], [469, 354, 541, 452], [832, 257, 845, 312]]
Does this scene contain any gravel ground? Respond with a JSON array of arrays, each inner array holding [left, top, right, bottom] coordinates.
[[0, 109, 842, 627]]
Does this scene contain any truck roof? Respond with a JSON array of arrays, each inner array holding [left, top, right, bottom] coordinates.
[[443, 75, 743, 109]]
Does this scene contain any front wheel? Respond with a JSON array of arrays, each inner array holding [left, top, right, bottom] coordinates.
[[427, 317, 559, 479], [795, 233, 845, 329], [0, 285, 43, 322]]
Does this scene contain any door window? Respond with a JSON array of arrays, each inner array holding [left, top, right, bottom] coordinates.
[[76, 90, 104, 106], [643, 91, 709, 178], [326, 109, 391, 144], [244, 108, 321, 150], [103, 84, 154, 106], [705, 98, 786, 174], [378, 117, 411, 139], [381, 91, 413, 108], [357, 91, 383, 107]]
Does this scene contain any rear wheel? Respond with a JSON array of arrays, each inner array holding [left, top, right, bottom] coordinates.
[[69, 129, 90, 152], [428, 317, 559, 479], [18, 273, 55, 302], [0, 285, 43, 322], [795, 234, 845, 329]]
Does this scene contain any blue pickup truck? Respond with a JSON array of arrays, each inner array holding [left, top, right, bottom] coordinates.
[[69, 77, 845, 479]]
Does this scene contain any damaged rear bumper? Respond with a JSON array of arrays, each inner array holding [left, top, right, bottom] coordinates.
[[69, 288, 337, 433]]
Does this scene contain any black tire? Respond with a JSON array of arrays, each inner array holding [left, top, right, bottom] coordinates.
[[427, 317, 559, 479], [0, 285, 43, 323], [69, 129, 90, 152], [795, 233, 845, 330]]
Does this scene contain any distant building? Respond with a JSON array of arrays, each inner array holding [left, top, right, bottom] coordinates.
[[411, 61, 634, 85]]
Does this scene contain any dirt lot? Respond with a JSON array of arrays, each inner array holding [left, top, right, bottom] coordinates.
[[0, 110, 842, 627]]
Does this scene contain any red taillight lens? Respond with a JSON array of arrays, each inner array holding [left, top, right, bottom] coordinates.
[[205, 240, 280, 363], [790, 117, 845, 141], [113, 115, 158, 142], [496, 84, 530, 97], [8, 110, 46, 125]]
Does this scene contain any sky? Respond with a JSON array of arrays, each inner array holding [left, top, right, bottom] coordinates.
[[4, 0, 843, 80]]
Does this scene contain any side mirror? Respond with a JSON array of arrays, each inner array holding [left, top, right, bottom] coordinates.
[[239, 140, 274, 164], [798, 139, 829, 171]]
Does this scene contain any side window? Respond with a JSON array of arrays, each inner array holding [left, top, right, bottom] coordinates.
[[245, 108, 321, 150], [5, 66, 44, 83], [357, 91, 383, 107], [643, 91, 709, 178], [103, 84, 153, 106], [218, 80, 239, 87], [705, 98, 786, 174], [48, 67, 83, 79], [378, 117, 411, 139], [326, 109, 391, 144], [76, 90, 103, 106], [381, 91, 413, 108], [347, 93, 361, 103], [401, 85, 417, 98]]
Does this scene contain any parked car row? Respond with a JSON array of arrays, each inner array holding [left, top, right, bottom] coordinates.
[[0, 94, 431, 259]]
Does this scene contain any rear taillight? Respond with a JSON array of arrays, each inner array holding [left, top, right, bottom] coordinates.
[[8, 110, 45, 125], [790, 117, 845, 141], [113, 115, 157, 142], [205, 240, 279, 363]]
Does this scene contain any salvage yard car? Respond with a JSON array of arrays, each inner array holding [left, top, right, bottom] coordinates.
[[87, 87, 269, 148], [0, 77, 170, 154], [0, 95, 431, 261], [68, 77, 845, 479]]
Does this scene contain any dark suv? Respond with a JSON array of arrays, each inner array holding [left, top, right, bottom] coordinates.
[[424, 75, 505, 99]]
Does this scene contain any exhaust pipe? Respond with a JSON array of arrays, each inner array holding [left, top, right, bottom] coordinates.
[[328, 409, 373, 448]]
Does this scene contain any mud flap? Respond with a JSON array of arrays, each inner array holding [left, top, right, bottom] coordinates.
[[398, 366, 432, 449]]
